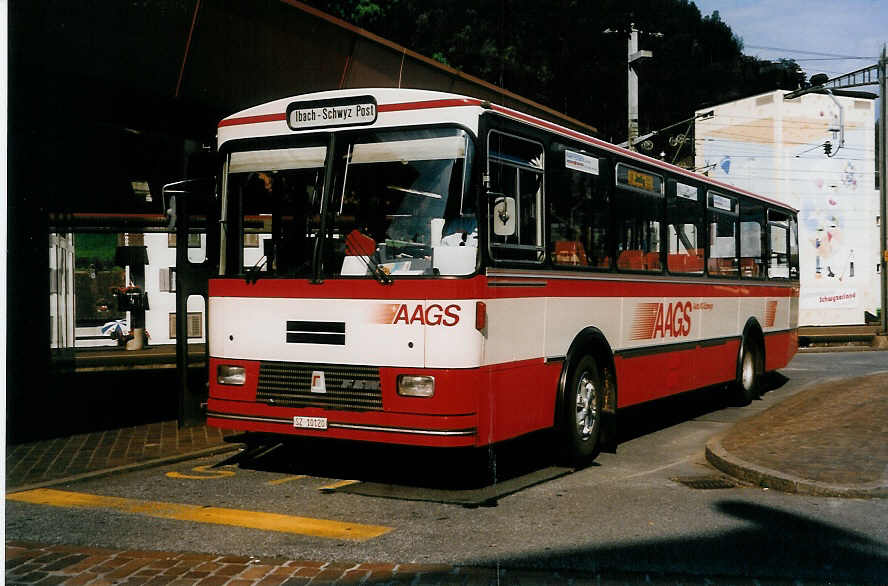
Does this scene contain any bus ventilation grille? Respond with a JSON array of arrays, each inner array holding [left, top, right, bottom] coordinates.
[[256, 361, 383, 411]]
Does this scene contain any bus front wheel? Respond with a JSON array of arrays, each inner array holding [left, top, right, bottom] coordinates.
[[562, 355, 603, 466]]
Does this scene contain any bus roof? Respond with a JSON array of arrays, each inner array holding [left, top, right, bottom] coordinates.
[[218, 88, 798, 213]]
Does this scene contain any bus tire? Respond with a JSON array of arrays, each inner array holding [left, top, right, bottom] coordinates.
[[561, 354, 603, 466], [731, 337, 762, 406]]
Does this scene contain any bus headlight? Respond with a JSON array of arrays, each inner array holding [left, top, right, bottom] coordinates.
[[397, 375, 435, 397], [217, 364, 246, 385]]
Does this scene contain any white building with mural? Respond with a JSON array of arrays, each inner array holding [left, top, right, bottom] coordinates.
[[695, 89, 880, 326]]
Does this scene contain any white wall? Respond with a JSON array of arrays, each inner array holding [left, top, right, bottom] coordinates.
[[696, 90, 879, 326], [49, 233, 75, 349], [144, 233, 208, 345]]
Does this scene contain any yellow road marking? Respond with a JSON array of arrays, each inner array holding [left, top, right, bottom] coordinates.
[[266, 475, 307, 486], [166, 465, 236, 480], [7, 488, 391, 541], [319, 479, 361, 492]]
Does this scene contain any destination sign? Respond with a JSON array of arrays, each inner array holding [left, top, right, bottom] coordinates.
[[286, 96, 378, 131]]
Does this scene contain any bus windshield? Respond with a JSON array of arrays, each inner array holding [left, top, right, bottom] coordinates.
[[221, 127, 477, 278]]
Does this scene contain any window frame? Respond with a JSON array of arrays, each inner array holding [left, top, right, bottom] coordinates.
[[767, 208, 792, 280], [666, 179, 704, 276], [739, 199, 767, 280], [706, 190, 739, 279], [485, 128, 547, 265], [547, 142, 613, 271], [614, 162, 665, 274]]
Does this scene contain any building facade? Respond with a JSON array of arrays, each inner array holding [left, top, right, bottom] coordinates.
[[695, 90, 879, 326]]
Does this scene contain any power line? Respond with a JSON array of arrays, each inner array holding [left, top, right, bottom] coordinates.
[[793, 57, 875, 62], [743, 45, 874, 60]]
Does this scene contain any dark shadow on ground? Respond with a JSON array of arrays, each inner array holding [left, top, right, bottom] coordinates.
[[617, 372, 788, 444], [230, 373, 791, 493], [382, 500, 888, 583], [229, 428, 569, 491]]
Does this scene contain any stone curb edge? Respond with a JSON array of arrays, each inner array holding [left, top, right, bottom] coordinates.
[[6, 442, 245, 494], [705, 433, 888, 499]]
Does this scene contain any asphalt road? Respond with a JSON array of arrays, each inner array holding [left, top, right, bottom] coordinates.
[[6, 351, 888, 583]]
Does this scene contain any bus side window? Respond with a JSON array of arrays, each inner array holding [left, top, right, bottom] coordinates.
[[707, 191, 738, 278], [666, 179, 703, 275], [487, 130, 545, 263], [548, 148, 611, 269], [615, 163, 663, 273], [740, 200, 766, 279], [767, 209, 790, 279]]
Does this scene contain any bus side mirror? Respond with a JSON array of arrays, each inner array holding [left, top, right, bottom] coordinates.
[[490, 193, 516, 236]]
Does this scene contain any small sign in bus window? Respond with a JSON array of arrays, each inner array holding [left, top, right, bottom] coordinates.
[[709, 192, 736, 213], [565, 150, 599, 175], [616, 163, 662, 196], [675, 182, 698, 201]]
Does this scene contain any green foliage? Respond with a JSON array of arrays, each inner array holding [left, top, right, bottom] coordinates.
[[303, 0, 806, 143], [74, 233, 118, 268]]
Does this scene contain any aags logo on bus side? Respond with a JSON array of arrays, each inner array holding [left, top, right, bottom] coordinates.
[[375, 303, 461, 326], [630, 301, 693, 340]]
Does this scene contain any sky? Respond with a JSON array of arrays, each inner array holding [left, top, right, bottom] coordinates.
[[693, 0, 886, 88]]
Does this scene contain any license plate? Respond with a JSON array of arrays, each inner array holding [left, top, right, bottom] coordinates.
[[293, 416, 327, 430]]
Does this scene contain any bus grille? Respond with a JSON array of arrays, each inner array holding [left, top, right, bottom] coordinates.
[[256, 361, 383, 411]]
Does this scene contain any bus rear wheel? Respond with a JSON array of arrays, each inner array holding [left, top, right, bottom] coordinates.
[[731, 338, 762, 406], [562, 355, 603, 466]]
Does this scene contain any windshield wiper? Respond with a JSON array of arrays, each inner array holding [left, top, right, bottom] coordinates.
[[345, 231, 393, 285]]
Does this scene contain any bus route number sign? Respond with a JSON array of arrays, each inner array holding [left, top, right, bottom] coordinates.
[[287, 96, 378, 131]]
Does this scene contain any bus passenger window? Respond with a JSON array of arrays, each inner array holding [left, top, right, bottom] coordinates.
[[667, 181, 703, 274], [740, 200, 766, 279], [768, 210, 790, 279], [707, 192, 738, 277], [548, 149, 610, 269], [614, 163, 663, 273], [789, 216, 799, 279]]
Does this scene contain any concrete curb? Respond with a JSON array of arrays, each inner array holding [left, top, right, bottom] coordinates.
[[705, 433, 888, 499], [6, 442, 244, 494]]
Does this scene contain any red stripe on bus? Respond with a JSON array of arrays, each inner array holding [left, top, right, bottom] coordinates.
[[377, 98, 481, 112], [218, 113, 287, 128], [208, 275, 798, 300]]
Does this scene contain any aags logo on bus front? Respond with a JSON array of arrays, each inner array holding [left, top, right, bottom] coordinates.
[[375, 303, 461, 326]]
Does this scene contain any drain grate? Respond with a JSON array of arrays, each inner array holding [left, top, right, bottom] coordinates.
[[672, 475, 738, 490]]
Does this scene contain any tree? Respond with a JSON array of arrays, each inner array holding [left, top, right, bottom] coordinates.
[[304, 0, 806, 145]]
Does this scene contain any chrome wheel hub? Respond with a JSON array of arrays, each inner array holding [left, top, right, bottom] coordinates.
[[575, 372, 599, 440]]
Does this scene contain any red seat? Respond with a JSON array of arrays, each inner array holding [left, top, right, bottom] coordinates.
[[617, 250, 644, 270], [554, 241, 587, 266]]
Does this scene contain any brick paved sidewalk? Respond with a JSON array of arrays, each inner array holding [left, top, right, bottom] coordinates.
[[722, 372, 888, 485], [6, 422, 240, 492], [5, 541, 797, 585], [708, 371, 888, 496]]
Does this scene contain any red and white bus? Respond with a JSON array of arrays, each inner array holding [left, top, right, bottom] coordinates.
[[206, 88, 799, 463]]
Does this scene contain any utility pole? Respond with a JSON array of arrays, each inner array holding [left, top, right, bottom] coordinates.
[[626, 25, 653, 150], [879, 44, 887, 338]]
